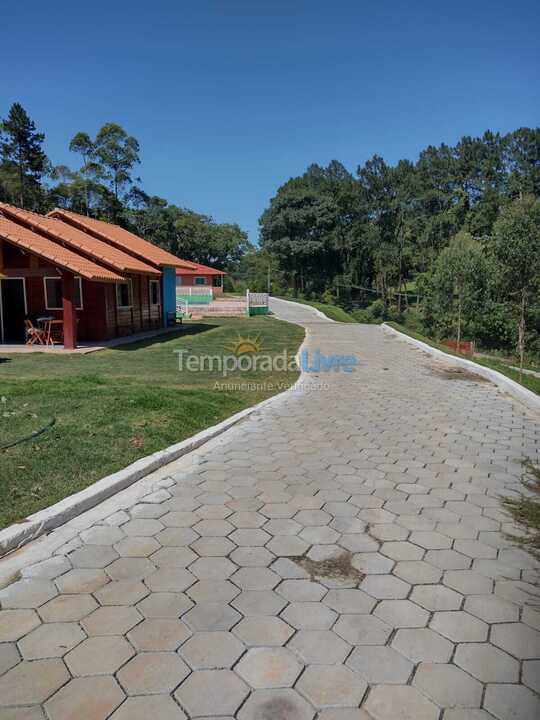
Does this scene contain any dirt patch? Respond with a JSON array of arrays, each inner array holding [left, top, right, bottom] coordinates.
[[290, 551, 364, 585], [427, 365, 489, 382]]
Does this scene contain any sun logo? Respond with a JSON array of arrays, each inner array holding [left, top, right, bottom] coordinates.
[[225, 333, 264, 356]]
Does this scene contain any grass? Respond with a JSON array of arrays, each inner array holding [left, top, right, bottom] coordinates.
[[0, 317, 304, 529], [503, 461, 540, 559], [387, 321, 540, 395], [278, 297, 357, 323]]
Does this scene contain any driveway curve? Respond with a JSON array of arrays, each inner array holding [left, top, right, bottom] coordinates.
[[1, 298, 539, 720]]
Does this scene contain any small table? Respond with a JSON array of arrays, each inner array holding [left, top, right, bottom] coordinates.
[[37, 317, 63, 346]]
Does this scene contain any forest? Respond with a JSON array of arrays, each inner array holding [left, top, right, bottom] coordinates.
[[1, 102, 538, 366], [0, 103, 251, 269], [257, 129, 540, 366]]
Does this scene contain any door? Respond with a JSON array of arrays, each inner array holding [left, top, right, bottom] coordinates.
[[1, 278, 27, 343]]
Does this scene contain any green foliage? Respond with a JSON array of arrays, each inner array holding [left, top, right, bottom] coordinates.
[[0, 102, 48, 209]]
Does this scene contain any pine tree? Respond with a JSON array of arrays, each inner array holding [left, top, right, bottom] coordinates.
[[0, 102, 48, 208]]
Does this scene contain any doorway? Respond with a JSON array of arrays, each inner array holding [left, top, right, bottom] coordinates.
[[0, 278, 27, 343]]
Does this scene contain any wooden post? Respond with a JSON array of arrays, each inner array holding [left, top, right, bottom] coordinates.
[[62, 270, 77, 350]]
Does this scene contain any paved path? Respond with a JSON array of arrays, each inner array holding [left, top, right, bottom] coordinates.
[[1, 298, 539, 720]]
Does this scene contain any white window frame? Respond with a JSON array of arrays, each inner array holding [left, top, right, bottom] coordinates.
[[194, 276, 206, 285], [116, 279, 133, 308], [149, 279, 161, 306], [44, 276, 83, 311]]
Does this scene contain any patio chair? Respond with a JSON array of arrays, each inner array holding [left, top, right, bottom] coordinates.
[[24, 319, 47, 345]]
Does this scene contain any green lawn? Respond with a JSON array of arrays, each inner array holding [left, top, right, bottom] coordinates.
[[278, 297, 357, 323], [387, 322, 540, 395], [0, 317, 304, 529]]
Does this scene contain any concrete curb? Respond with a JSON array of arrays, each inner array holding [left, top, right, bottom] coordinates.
[[382, 323, 540, 414], [0, 325, 310, 558]]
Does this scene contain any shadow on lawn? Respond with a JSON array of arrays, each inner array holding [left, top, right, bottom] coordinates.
[[113, 323, 219, 351]]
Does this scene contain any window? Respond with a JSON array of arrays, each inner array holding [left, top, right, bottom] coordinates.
[[149, 279, 160, 305], [194, 276, 206, 285], [44, 277, 83, 310], [116, 280, 133, 308]]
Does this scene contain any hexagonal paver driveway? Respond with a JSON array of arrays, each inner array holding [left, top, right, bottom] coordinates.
[[1, 297, 539, 720]]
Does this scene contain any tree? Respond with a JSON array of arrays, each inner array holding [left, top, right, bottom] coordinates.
[[69, 132, 100, 215], [432, 231, 488, 347], [492, 196, 540, 377], [0, 102, 48, 208], [93, 123, 140, 201]]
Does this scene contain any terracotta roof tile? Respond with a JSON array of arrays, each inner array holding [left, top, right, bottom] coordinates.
[[48, 209, 194, 269], [176, 261, 226, 276], [0, 204, 160, 277], [0, 215, 124, 282]]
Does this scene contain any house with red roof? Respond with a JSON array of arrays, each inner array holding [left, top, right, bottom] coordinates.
[[0, 204, 194, 349], [176, 261, 226, 305]]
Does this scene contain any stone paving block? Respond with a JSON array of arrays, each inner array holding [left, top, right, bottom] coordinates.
[[392, 628, 454, 662], [93, 580, 150, 609], [18, 622, 85, 659], [117, 652, 189, 694], [109, 694, 187, 719], [190, 536, 236, 556], [230, 547, 275, 566], [81, 605, 142, 635], [174, 669, 249, 716], [380, 541, 424, 561], [281, 602, 337, 630], [443, 569, 493, 595], [464, 594, 519, 623], [0, 658, 70, 705], [351, 552, 394, 574], [69, 545, 119, 569], [490, 622, 540, 659], [424, 549, 471, 570], [430, 611, 488, 642], [79, 526, 124, 545], [361, 575, 410, 599], [0, 642, 21, 675], [232, 590, 287, 616], [0, 609, 41, 642], [21, 556, 71, 580], [44, 676, 125, 720], [364, 685, 441, 720], [106, 557, 156, 580], [288, 629, 351, 664], [442, 712, 497, 720], [413, 662, 483, 708], [318, 711, 372, 720], [193, 519, 235, 536], [334, 614, 392, 645], [454, 642, 519, 683], [65, 635, 135, 675], [0, 579, 57, 609], [484, 683, 540, 720], [144, 568, 196, 592], [276, 579, 327, 602], [236, 647, 302, 688], [122, 519, 164, 536], [183, 603, 241, 631], [410, 584, 463, 611], [39, 594, 98, 621], [233, 616, 294, 646], [156, 527, 199, 547], [55, 569, 109, 594], [180, 630, 245, 669], [374, 599, 429, 628], [127, 618, 191, 651], [409, 531, 452, 550], [296, 664, 367, 708], [231, 567, 280, 590], [322, 589, 375, 614], [346, 645, 413, 684], [186, 580, 240, 604], [266, 535, 310, 556], [522, 659, 540, 694], [136, 591, 192, 618], [237, 688, 315, 720]]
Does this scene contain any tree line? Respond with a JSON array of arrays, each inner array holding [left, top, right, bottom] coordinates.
[[0, 102, 250, 269], [257, 130, 540, 364]]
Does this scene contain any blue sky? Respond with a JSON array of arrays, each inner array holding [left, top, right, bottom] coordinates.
[[2, 1, 538, 242]]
